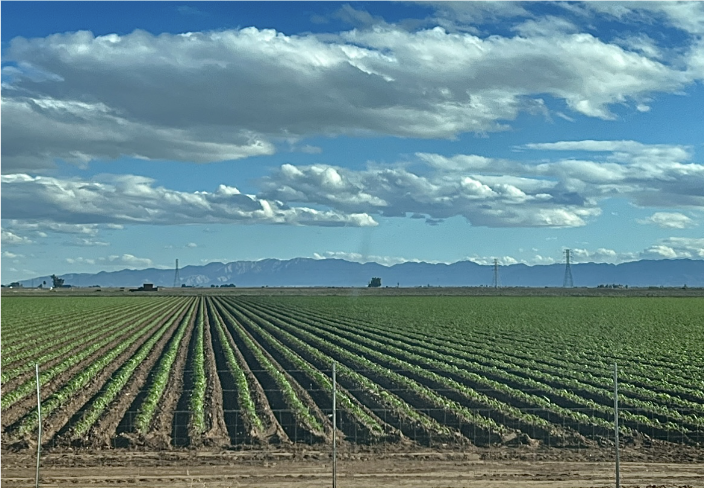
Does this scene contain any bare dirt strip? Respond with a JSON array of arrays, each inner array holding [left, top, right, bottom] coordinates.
[[66, 298, 196, 448], [206, 297, 289, 446], [2, 449, 703, 487]]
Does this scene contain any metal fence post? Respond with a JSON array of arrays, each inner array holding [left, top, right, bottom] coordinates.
[[332, 361, 337, 488], [614, 363, 620, 488], [35, 364, 42, 488]]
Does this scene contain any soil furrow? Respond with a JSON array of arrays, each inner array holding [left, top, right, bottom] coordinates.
[[2, 302, 188, 448], [74, 298, 196, 448]]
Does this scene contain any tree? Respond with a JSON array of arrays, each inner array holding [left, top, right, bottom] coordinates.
[[368, 277, 382, 288], [51, 274, 64, 288]]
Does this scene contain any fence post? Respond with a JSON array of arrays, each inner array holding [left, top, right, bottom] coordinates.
[[332, 361, 337, 488], [614, 362, 620, 488], [35, 364, 42, 488]]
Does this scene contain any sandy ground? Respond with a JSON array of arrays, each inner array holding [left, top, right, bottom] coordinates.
[[2, 449, 703, 487]]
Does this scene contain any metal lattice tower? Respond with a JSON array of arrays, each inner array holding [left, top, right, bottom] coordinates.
[[492, 259, 500, 288], [563, 249, 574, 288], [173, 259, 181, 288]]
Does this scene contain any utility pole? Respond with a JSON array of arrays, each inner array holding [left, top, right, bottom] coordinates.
[[173, 259, 181, 288], [492, 259, 500, 289], [563, 249, 574, 288]]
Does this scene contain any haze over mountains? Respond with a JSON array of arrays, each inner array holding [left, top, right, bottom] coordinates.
[[14, 258, 704, 289]]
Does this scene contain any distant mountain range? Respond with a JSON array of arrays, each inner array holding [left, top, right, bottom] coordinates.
[[14, 258, 704, 288]]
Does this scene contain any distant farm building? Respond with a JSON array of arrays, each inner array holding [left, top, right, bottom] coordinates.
[[130, 283, 158, 292]]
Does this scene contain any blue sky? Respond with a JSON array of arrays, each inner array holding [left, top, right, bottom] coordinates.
[[2, 1, 703, 283]]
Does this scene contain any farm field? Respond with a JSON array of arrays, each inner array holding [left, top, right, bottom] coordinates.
[[2, 293, 703, 466]]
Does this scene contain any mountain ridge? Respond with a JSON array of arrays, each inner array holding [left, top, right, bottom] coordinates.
[[12, 258, 704, 288]]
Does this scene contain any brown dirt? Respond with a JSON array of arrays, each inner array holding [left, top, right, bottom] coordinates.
[[2, 448, 703, 487], [198, 300, 230, 448], [143, 298, 198, 448], [1, 300, 177, 429], [232, 300, 462, 446], [74, 298, 195, 448], [227, 298, 405, 445], [206, 297, 290, 445], [216, 298, 332, 442], [2, 301, 189, 448]]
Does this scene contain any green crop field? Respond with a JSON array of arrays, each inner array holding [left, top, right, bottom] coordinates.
[[1, 294, 703, 452]]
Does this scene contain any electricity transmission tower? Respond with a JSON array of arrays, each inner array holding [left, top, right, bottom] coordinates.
[[492, 259, 500, 288], [173, 259, 181, 288], [563, 249, 574, 288]]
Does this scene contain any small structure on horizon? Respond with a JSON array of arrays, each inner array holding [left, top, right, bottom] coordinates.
[[131, 283, 158, 292]]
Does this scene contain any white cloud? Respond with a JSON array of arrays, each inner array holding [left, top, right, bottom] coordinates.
[[2, 251, 25, 259], [186, 242, 198, 248], [99, 254, 153, 269], [637, 212, 697, 229], [1, 229, 33, 245], [2, 23, 696, 171], [640, 238, 704, 260], [3, 220, 111, 237], [65, 257, 97, 265], [312, 251, 441, 266], [262, 161, 601, 228], [467, 255, 520, 266], [69, 238, 110, 247], [1, 174, 377, 228]]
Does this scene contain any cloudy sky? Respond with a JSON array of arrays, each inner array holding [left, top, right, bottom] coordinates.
[[2, 1, 703, 283]]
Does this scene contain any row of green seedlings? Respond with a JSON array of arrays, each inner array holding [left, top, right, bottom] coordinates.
[[1, 298, 138, 351], [466, 331, 704, 415], [277, 303, 685, 439], [1, 298, 179, 385], [274, 302, 702, 434], [236, 300, 571, 443], [215, 298, 388, 440], [485, 307, 704, 376], [206, 298, 264, 435], [1, 298, 180, 411], [223, 299, 452, 443], [70, 298, 197, 440], [477, 317, 701, 396], [256, 302, 613, 434], [13, 298, 193, 437], [212, 299, 326, 436], [2, 302, 137, 358], [477, 325, 703, 403], [286, 300, 704, 419], [230, 300, 505, 445], [399, 317, 704, 419], [132, 298, 198, 434], [189, 297, 207, 435]]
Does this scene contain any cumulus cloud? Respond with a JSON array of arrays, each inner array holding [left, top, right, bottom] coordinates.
[[261, 139, 704, 228], [467, 255, 520, 266], [2, 220, 119, 237], [100, 254, 153, 268], [2, 251, 25, 259], [637, 212, 697, 229], [640, 237, 704, 260], [2, 21, 698, 172], [0, 174, 377, 228], [261, 161, 600, 228], [312, 251, 441, 266], [66, 238, 110, 247], [1, 229, 34, 246]]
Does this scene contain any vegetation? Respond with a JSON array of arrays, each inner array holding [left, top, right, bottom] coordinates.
[[1, 294, 702, 449]]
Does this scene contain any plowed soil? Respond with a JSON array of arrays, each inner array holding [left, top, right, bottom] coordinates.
[[2, 447, 703, 487]]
